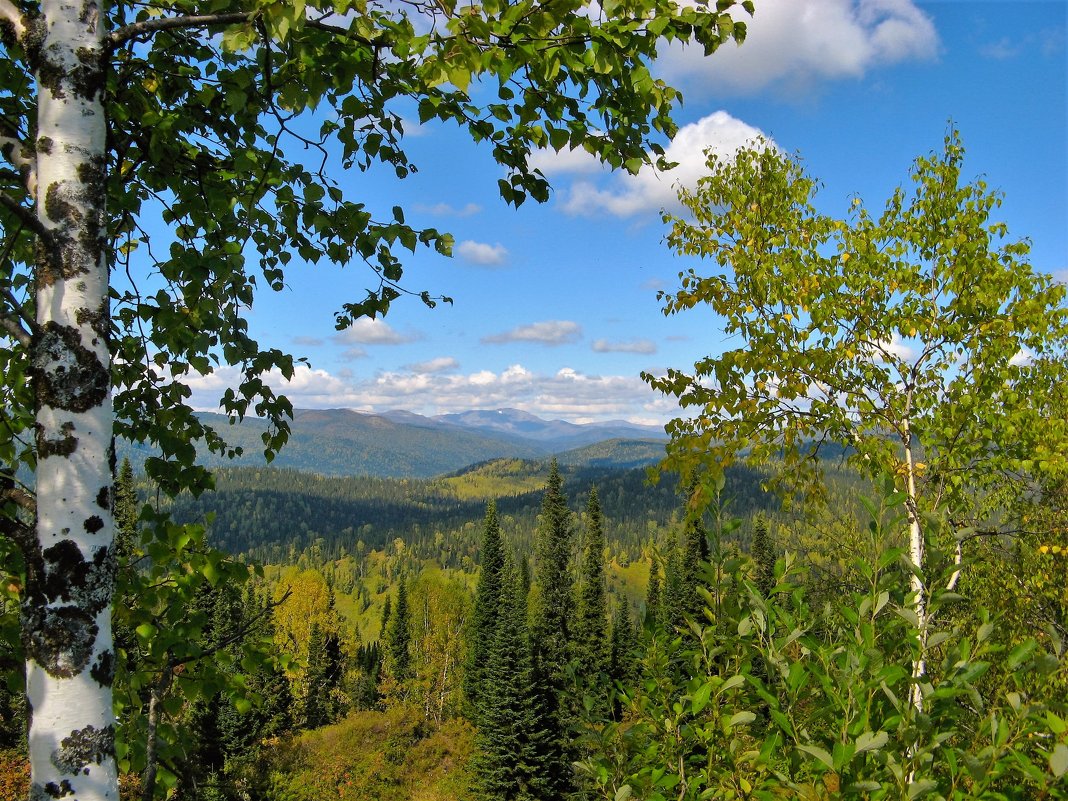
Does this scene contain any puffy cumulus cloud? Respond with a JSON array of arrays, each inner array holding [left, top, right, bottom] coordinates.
[[592, 338, 658, 354], [182, 362, 674, 424], [405, 356, 460, 374], [457, 240, 509, 266], [482, 320, 583, 346], [334, 317, 419, 345], [536, 112, 769, 218], [662, 0, 938, 95]]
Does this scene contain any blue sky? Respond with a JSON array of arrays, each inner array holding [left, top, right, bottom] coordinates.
[[188, 0, 1067, 426]]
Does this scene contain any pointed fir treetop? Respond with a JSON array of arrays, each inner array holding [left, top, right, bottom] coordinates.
[[465, 500, 508, 719], [575, 487, 610, 681]]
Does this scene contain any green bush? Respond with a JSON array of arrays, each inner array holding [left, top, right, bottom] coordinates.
[[581, 488, 1068, 800]]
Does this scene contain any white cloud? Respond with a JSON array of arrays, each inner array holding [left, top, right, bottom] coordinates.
[[334, 317, 419, 345], [416, 201, 482, 217], [540, 111, 769, 218], [340, 347, 368, 361], [1010, 348, 1034, 367], [482, 320, 583, 346], [182, 362, 675, 424], [457, 240, 509, 266], [661, 0, 939, 96], [406, 356, 460, 374], [592, 338, 658, 355], [293, 335, 324, 347]]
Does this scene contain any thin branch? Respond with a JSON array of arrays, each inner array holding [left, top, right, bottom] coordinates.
[[0, 310, 30, 346], [0, 191, 48, 241], [110, 12, 255, 46], [0, 284, 33, 330]]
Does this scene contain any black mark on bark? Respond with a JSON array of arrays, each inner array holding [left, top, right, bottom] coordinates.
[[90, 649, 114, 687], [30, 322, 108, 413], [83, 515, 103, 534], [96, 485, 110, 509], [52, 723, 115, 775], [36, 421, 78, 459]]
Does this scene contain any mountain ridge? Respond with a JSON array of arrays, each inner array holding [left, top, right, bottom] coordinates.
[[117, 407, 668, 479]]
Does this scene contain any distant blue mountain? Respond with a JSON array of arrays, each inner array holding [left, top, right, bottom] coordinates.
[[117, 407, 668, 478]]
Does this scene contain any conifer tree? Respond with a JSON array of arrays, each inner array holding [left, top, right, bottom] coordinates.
[[644, 559, 662, 627], [574, 488, 610, 693], [474, 555, 542, 801], [608, 596, 639, 720], [751, 517, 776, 599], [388, 582, 412, 684], [465, 501, 507, 720], [529, 459, 576, 797]]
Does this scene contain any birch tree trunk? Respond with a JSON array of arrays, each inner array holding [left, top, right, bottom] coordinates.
[[23, 2, 117, 799], [903, 429, 928, 718]]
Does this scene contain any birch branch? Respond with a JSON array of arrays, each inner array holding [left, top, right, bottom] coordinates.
[[0, 309, 31, 346], [0, 190, 49, 241], [110, 11, 378, 48], [111, 12, 255, 46]]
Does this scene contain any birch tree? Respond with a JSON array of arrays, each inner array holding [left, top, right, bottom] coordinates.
[[645, 131, 1068, 718], [0, 1, 755, 798]]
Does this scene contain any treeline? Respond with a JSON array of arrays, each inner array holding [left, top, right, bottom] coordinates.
[[157, 458, 800, 567]]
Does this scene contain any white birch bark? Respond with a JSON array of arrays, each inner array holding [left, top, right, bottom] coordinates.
[[23, 2, 117, 799], [903, 434, 928, 718]]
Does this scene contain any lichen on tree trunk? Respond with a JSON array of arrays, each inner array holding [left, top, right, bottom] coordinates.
[[23, 2, 118, 799]]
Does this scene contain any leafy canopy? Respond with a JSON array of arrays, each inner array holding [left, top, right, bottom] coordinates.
[[1, 0, 754, 497], [645, 130, 1068, 521]]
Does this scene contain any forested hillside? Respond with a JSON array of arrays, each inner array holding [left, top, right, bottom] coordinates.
[[1, 2, 1065, 800]]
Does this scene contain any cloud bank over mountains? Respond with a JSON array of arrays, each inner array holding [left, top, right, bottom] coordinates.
[[185, 361, 677, 426]]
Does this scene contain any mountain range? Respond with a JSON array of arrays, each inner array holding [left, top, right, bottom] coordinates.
[[120, 407, 668, 478]]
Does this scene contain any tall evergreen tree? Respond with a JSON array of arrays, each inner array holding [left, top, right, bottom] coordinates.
[[388, 581, 412, 683], [751, 517, 776, 599], [574, 488, 610, 689], [465, 501, 507, 720], [644, 559, 662, 628], [528, 459, 576, 797], [608, 596, 639, 720], [473, 555, 543, 801]]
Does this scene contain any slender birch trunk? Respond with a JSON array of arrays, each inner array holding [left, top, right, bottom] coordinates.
[[903, 429, 928, 716], [23, 2, 117, 799]]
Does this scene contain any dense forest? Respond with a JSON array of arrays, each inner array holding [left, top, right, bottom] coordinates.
[[1, 4, 1065, 797], [4, 446, 1066, 800]]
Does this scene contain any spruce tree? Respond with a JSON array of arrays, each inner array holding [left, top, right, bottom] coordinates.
[[608, 596, 638, 720], [474, 555, 542, 801], [574, 488, 610, 698], [388, 581, 412, 683], [465, 501, 507, 720], [112, 458, 139, 668], [531, 459, 574, 662], [644, 559, 662, 628], [752, 517, 776, 598], [528, 459, 575, 798]]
